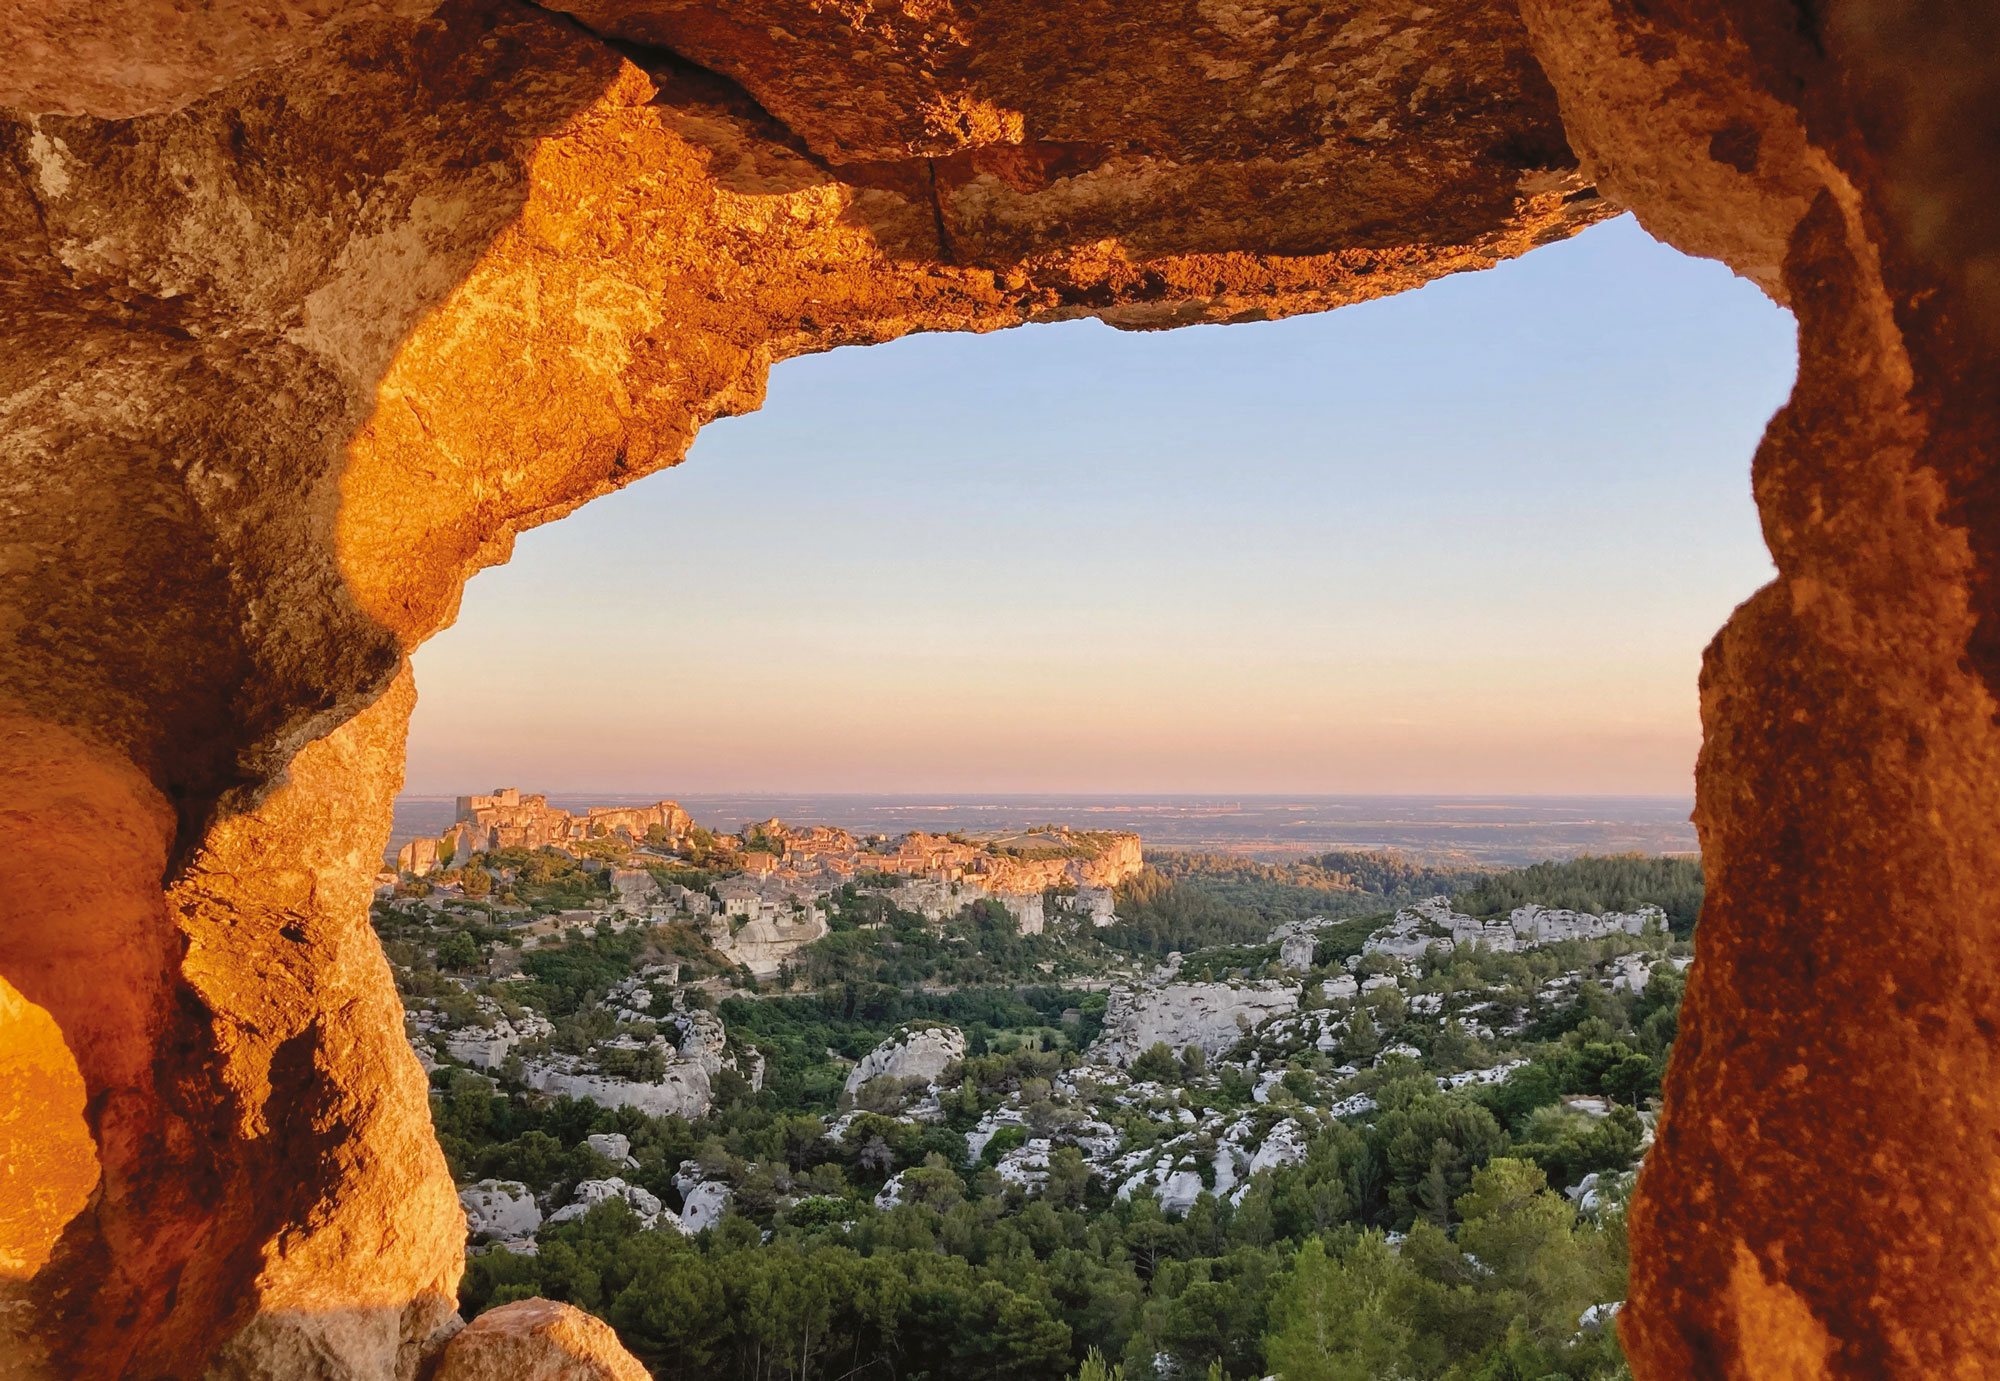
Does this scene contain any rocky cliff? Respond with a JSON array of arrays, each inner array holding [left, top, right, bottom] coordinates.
[[844, 1025, 968, 1100], [1090, 982, 1300, 1068]]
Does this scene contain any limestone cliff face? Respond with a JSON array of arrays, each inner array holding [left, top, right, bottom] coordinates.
[[844, 1025, 967, 1099], [1090, 982, 1300, 1068], [1, 1, 1995, 1378]]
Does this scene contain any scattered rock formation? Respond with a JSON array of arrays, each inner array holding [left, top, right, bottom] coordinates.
[[547, 1179, 676, 1231], [705, 905, 829, 978], [1271, 917, 1344, 972], [844, 1025, 967, 1099], [583, 1133, 635, 1168], [3, 0, 1995, 1376], [427, 1005, 554, 1070], [1363, 896, 1659, 962], [519, 1054, 711, 1120]]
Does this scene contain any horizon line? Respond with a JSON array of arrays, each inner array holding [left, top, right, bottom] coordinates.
[[395, 788, 1697, 801]]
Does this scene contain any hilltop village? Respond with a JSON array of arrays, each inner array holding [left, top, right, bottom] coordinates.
[[393, 787, 1143, 971], [376, 798, 1700, 1379]]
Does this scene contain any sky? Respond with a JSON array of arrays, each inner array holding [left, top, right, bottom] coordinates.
[[404, 215, 1798, 797]]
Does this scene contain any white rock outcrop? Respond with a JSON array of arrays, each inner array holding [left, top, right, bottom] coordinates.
[[964, 1108, 1030, 1164], [548, 1178, 680, 1231], [585, 1132, 637, 1167], [1271, 917, 1340, 972], [1363, 896, 1661, 962], [435, 1006, 554, 1071], [459, 1180, 543, 1242], [1089, 982, 1299, 1068], [519, 1055, 712, 1119], [710, 906, 830, 977], [1247, 1118, 1310, 1177], [995, 1139, 1054, 1192], [678, 1181, 732, 1234], [1156, 1169, 1207, 1216], [844, 1025, 966, 1098]]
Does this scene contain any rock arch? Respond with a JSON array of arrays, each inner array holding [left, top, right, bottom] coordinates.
[[0, 0, 1993, 1376]]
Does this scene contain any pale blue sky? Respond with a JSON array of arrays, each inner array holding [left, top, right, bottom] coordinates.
[[406, 215, 1797, 795]]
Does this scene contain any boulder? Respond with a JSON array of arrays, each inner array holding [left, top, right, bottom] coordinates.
[[677, 1181, 731, 1235], [844, 1025, 966, 1098], [459, 1181, 542, 1243], [583, 1133, 634, 1167], [518, 1055, 712, 1120], [1156, 1170, 1207, 1217], [435, 1299, 650, 1381], [995, 1140, 1053, 1192], [1247, 1120, 1310, 1178]]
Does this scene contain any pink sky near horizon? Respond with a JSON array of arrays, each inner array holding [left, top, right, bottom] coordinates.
[[405, 217, 1796, 797]]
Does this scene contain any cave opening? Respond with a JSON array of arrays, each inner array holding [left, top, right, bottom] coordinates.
[[5, 0, 1994, 1373]]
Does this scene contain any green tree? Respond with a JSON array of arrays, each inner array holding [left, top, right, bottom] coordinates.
[[436, 929, 480, 971], [1130, 1042, 1180, 1084], [1263, 1234, 1412, 1381], [1069, 1348, 1126, 1381]]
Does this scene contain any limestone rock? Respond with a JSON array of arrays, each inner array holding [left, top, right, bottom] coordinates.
[[1155, 1170, 1207, 1218], [677, 1181, 731, 1235], [995, 1139, 1054, 1193], [608, 870, 661, 909], [583, 1133, 634, 1167], [547, 1179, 676, 1232], [434, 1299, 649, 1381], [707, 906, 828, 978], [1271, 917, 1339, 972], [1363, 896, 1656, 962], [439, 1008, 554, 1071], [1247, 1120, 1310, 1178], [459, 1181, 543, 1243], [1090, 983, 1299, 1068], [843, 1025, 967, 1098], [519, 1057, 712, 1121]]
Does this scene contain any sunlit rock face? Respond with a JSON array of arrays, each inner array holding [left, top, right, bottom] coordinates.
[[0, 0, 1994, 1377], [1512, 3, 2000, 1375]]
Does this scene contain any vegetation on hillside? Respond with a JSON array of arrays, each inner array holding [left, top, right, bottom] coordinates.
[[407, 840, 1705, 1379], [1452, 854, 1704, 935]]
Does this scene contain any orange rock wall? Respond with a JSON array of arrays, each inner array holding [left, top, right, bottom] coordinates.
[[1518, 2, 2000, 1372], [0, 0, 1994, 1376]]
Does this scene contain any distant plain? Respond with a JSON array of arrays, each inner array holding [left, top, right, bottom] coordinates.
[[390, 793, 1696, 866]]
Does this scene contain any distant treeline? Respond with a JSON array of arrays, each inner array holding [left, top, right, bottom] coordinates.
[[1452, 854, 1705, 935], [1106, 851, 1489, 956], [1110, 849, 1704, 953]]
